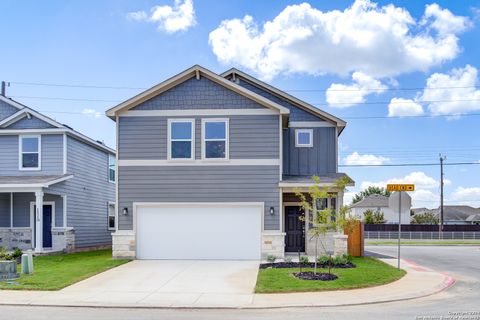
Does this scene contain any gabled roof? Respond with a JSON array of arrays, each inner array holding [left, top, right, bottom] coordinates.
[[350, 194, 389, 208], [106, 65, 291, 119], [0, 95, 115, 154], [221, 68, 347, 134]]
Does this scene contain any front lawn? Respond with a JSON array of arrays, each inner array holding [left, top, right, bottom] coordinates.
[[255, 257, 405, 293], [0, 249, 130, 291]]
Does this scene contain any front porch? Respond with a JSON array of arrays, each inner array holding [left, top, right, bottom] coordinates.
[[0, 175, 74, 253]]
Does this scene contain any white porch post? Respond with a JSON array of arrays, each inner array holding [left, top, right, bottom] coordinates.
[[35, 191, 44, 252]]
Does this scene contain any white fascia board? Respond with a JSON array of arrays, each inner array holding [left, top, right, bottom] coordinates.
[[106, 65, 290, 119], [0, 110, 28, 127], [0, 95, 25, 110], [289, 121, 336, 128]]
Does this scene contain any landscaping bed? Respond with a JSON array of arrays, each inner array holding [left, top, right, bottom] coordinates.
[[293, 272, 338, 281], [0, 249, 130, 291], [255, 257, 406, 293], [260, 261, 355, 269]]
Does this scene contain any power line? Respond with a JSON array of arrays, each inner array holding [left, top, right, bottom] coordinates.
[[8, 80, 480, 92], [339, 162, 480, 167]]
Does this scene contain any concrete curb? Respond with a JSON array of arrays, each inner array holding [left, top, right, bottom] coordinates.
[[0, 259, 455, 310]]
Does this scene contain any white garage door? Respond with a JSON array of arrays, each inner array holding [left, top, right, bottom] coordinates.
[[136, 203, 262, 260]]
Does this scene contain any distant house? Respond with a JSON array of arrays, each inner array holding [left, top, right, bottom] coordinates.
[[350, 193, 411, 224], [412, 206, 480, 225], [0, 95, 115, 253]]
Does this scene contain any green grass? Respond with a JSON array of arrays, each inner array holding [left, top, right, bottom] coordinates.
[[366, 240, 480, 245], [255, 257, 405, 293], [0, 249, 130, 291]]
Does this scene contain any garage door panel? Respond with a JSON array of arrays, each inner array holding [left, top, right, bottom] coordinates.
[[136, 205, 261, 260]]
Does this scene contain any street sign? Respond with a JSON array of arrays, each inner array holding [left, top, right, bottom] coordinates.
[[387, 184, 415, 192]]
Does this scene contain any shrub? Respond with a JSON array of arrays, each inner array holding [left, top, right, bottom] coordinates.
[[332, 254, 350, 265], [12, 248, 23, 260], [266, 255, 277, 263], [284, 256, 293, 263], [316, 255, 330, 265], [299, 255, 310, 265]]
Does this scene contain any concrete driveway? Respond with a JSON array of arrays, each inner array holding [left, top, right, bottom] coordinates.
[[59, 260, 260, 307]]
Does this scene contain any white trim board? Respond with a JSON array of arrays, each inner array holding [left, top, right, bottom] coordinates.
[[119, 109, 278, 117], [289, 121, 335, 128], [118, 159, 280, 167]]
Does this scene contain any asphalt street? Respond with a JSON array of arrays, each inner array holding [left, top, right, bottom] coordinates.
[[0, 245, 478, 320]]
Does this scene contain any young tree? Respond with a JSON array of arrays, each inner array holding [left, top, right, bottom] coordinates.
[[411, 212, 439, 225], [351, 186, 391, 204], [295, 176, 359, 274], [363, 209, 386, 224]]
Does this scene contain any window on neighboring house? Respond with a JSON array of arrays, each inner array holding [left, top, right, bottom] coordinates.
[[295, 129, 313, 147], [202, 119, 228, 159], [20, 135, 41, 170], [108, 202, 116, 230], [108, 154, 116, 182], [168, 119, 194, 160]]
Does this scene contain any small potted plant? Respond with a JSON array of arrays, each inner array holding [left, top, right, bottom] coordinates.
[[0, 246, 20, 281]]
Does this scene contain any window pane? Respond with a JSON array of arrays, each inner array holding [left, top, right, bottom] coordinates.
[[171, 122, 192, 139], [205, 141, 226, 158], [108, 204, 115, 217], [108, 216, 115, 229], [205, 122, 226, 139], [316, 198, 328, 210], [297, 132, 311, 145], [171, 141, 192, 158], [109, 168, 115, 182], [22, 137, 39, 152], [22, 153, 39, 168]]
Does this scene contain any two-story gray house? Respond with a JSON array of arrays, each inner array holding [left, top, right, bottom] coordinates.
[[0, 95, 115, 253], [107, 65, 353, 260]]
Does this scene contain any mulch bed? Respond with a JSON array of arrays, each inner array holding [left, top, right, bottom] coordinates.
[[293, 272, 338, 281], [260, 262, 356, 269]]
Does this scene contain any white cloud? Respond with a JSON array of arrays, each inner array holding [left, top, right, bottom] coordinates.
[[450, 187, 480, 207], [81, 108, 102, 119], [127, 0, 196, 34], [411, 189, 439, 209], [360, 171, 450, 191], [344, 191, 356, 206], [326, 72, 387, 108], [208, 0, 469, 80], [420, 65, 480, 115], [344, 152, 389, 165], [388, 98, 424, 117]]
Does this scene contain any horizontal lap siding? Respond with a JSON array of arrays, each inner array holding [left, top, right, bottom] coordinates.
[[119, 115, 279, 160], [132, 77, 264, 110], [11, 193, 62, 228], [49, 137, 115, 248], [118, 166, 280, 231], [0, 134, 63, 176], [283, 127, 336, 175]]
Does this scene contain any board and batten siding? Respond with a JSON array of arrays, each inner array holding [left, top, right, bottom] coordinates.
[[283, 127, 337, 176], [0, 134, 63, 176], [49, 136, 115, 248], [118, 166, 280, 230], [119, 115, 280, 160]]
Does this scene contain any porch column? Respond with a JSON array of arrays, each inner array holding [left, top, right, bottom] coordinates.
[[35, 191, 44, 252]]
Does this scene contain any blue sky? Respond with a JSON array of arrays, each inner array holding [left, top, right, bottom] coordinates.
[[1, 0, 479, 208]]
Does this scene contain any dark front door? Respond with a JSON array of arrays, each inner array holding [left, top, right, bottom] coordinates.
[[34, 204, 53, 248], [284, 206, 305, 252]]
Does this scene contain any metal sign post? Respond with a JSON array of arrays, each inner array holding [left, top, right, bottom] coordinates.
[[387, 184, 415, 270]]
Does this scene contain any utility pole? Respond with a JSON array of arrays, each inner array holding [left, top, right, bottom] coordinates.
[[439, 154, 446, 239], [1, 81, 5, 96]]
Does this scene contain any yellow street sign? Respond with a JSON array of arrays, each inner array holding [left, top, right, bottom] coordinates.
[[387, 184, 415, 192]]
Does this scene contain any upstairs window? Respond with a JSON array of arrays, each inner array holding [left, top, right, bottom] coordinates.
[[19, 135, 41, 170], [295, 129, 313, 147], [108, 154, 116, 183], [168, 119, 195, 160], [202, 119, 229, 159]]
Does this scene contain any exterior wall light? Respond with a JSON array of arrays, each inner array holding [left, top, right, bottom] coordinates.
[[269, 207, 275, 215], [122, 207, 129, 216]]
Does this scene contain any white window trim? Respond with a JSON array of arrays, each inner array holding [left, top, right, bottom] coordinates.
[[295, 129, 313, 148], [167, 119, 195, 161], [201, 118, 229, 160], [108, 202, 116, 231], [19, 135, 41, 171], [108, 154, 116, 183]]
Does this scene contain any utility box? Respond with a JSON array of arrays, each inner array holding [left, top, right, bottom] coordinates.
[[21, 252, 34, 274]]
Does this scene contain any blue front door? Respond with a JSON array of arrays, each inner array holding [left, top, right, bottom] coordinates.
[[42, 205, 52, 248]]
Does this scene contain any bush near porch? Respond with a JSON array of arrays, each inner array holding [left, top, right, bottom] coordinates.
[[255, 257, 405, 293], [0, 249, 130, 291]]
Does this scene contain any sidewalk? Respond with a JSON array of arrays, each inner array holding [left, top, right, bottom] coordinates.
[[0, 258, 455, 309]]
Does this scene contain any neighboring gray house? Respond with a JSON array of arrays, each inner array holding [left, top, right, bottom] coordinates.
[[350, 193, 411, 224], [0, 95, 115, 253], [107, 65, 353, 260], [412, 206, 480, 225]]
